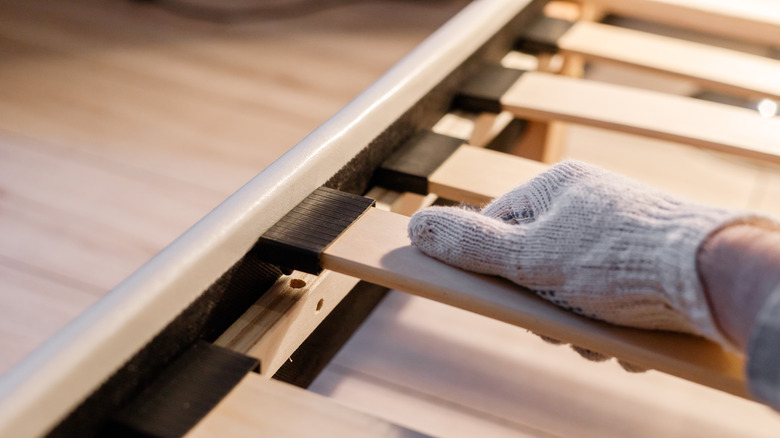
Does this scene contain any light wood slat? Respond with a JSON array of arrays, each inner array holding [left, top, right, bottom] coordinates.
[[320, 208, 748, 399], [431, 110, 518, 148], [412, 141, 761, 211], [588, 0, 780, 47], [502, 71, 780, 164], [558, 21, 780, 100], [186, 373, 424, 438], [429, 145, 548, 206]]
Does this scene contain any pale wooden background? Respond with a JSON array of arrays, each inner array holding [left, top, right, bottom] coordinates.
[[0, 0, 470, 373], [3, 1, 780, 436]]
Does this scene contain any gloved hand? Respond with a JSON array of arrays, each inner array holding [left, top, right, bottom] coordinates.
[[408, 160, 752, 351]]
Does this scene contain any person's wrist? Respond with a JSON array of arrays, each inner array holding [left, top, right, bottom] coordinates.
[[698, 221, 780, 351]]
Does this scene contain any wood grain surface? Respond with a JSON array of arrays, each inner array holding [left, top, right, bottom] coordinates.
[[503, 72, 780, 164], [589, 0, 780, 46], [429, 145, 548, 206], [188, 373, 424, 438], [0, 0, 469, 374], [559, 21, 780, 100], [4, 1, 780, 436]]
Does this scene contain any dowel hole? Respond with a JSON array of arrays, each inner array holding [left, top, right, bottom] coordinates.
[[290, 278, 306, 289], [315, 299, 324, 313]]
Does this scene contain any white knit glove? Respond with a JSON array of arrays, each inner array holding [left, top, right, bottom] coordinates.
[[408, 160, 750, 349]]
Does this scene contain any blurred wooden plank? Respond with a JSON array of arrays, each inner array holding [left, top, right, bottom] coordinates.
[[0, 0, 468, 391], [0, 263, 99, 375], [312, 291, 780, 438], [312, 365, 541, 438], [187, 373, 425, 438], [0, 0, 461, 193], [562, 125, 760, 210], [753, 168, 780, 217], [0, 37, 322, 194], [558, 21, 780, 100], [500, 72, 780, 164], [589, 0, 780, 47], [0, 133, 221, 291], [0, 131, 224, 375]]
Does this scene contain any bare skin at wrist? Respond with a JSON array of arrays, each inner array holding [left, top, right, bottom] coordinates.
[[698, 222, 780, 352]]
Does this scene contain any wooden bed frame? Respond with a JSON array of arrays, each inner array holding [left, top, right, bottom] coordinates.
[[2, 0, 779, 436]]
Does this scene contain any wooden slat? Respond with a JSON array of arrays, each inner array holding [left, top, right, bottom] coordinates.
[[186, 373, 425, 438], [501, 71, 780, 164], [563, 125, 762, 211], [400, 140, 764, 212], [320, 208, 748, 398], [429, 145, 547, 206], [558, 21, 780, 100], [588, 0, 780, 47]]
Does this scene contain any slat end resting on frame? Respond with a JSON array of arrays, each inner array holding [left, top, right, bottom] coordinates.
[[374, 131, 465, 196], [454, 64, 526, 113], [515, 15, 573, 54], [107, 341, 259, 438], [253, 187, 376, 275]]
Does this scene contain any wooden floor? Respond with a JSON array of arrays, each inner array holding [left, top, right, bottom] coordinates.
[[0, 0, 469, 373], [3, 1, 780, 436]]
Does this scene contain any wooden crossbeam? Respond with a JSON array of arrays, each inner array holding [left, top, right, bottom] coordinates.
[[214, 271, 358, 376], [457, 68, 780, 164]]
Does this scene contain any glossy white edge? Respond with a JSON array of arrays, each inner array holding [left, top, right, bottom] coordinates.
[[0, 0, 534, 436]]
